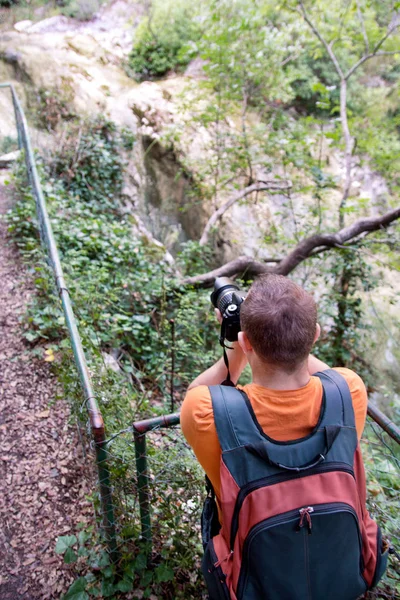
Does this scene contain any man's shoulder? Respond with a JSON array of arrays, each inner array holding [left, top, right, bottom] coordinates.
[[180, 386, 215, 442], [331, 367, 367, 393], [181, 385, 213, 424], [182, 385, 212, 409]]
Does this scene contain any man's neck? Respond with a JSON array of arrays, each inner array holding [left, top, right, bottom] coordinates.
[[250, 360, 310, 391]]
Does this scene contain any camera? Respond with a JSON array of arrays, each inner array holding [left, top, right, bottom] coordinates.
[[210, 277, 246, 342]]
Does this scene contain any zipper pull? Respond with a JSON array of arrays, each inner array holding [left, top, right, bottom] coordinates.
[[298, 506, 314, 534], [213, 550, 234, 570]]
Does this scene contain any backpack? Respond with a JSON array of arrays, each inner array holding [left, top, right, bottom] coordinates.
[[201, 369, 388, 600]]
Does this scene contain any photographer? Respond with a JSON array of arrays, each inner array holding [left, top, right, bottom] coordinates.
[[181, 274, 387, 600]]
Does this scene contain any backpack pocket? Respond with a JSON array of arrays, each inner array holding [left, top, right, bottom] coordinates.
[[370, 526, 389, 590], [202, 537, 231, 600], [236, 503, 368, 600]]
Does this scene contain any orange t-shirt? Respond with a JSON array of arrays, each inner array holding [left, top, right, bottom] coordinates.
[[180, 368, 368, 501]]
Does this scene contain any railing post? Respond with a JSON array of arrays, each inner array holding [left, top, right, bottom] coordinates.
[[133, 428, 152, 554], [93, 424, 119, 562]]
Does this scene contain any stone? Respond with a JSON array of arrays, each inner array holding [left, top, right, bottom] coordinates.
[[14, 21, 33, 33], [0, 150, 20, 168]]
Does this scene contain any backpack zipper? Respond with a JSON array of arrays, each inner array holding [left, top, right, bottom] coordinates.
[[236, 502, 364, 600], [229, 462, 354, 550]]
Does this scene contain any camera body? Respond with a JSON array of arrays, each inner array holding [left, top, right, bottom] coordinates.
[[210, 277, 246, 342]]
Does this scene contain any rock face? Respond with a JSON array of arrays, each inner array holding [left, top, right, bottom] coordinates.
[[0, 6, 396, 266]]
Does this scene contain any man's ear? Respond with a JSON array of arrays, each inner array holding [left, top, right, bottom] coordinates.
[[313, 323, 321, 344], [238, 331, 253, 355]]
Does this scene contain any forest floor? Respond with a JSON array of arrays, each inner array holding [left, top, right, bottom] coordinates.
[[0, 171, 93, 599]]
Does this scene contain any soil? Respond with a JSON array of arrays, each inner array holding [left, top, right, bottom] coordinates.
[[0, 172, 94, 599]]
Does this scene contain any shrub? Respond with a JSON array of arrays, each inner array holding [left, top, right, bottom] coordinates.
[[128, 0, 202, 80], [34, 86, 76, 132], [0, 135, 18, 154], [61, 0, 99, 21]]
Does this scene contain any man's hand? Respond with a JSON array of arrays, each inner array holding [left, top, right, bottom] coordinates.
[[215, 308, 223, 325], [187, 310, 248, 390]]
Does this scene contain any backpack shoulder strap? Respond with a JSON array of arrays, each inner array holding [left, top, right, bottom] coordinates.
[[314, 369, 356, 428], [209, 385, 263, 452]]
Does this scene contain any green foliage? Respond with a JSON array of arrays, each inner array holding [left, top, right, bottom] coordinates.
[[128, 0, 203, 80], [8, 120, 214, 597], [48, 118, 128, 205], [315, 249, 377, 384], [0, 135, 18, 154], [33, 85, 76, 132], [61, 0, 99, 21]]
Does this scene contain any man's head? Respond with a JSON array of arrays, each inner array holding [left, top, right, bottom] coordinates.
[[239, 274, 318, 373]]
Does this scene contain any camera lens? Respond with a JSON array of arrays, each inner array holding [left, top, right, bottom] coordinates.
[[210, 277, 241, 311]]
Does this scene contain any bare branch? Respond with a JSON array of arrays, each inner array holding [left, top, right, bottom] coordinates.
[[199, 180, 292, 246], [183, 256, 277, 287], [338, 79, 354, 227], [345, 49, 400, 79], [297, 1, 344, 79], [185, 207, 400, 287], [356, 0, 370, 54]]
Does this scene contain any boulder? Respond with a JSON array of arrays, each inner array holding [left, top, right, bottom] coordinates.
[[0, 150, 20, 168], [14, 20, 33, 33]]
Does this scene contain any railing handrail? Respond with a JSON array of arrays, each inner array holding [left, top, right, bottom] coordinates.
[[1, 81, 117, 557]]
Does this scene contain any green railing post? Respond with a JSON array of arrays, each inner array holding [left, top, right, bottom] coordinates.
[[94, 426, 119, 562], [132, 413, 180, 557], [133, 428, 152, 554]]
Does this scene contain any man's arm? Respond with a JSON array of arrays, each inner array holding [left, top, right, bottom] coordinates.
[[308, 354, 330, 375], [187, 343, 248, 390]]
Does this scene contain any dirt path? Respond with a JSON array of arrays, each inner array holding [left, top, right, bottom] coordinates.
[[0, 173, 93, 599]]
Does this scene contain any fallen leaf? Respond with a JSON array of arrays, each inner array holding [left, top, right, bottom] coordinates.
[[37, 410, 50, 419]]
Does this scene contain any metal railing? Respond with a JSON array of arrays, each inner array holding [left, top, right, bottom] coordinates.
[[0, 81, 118, 559]]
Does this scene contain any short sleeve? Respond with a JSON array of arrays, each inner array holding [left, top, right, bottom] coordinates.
[[180, 386, 223, 498], [332, 367, 368, 441]]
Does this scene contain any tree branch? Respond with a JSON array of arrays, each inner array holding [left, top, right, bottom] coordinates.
[[298, 2, 399, 227], [297, 1, 344, 79], [345, 49, 400, 80], [356, 0, 370, 54], [199, 179, 292, 246], [184, 207, 400, 286]]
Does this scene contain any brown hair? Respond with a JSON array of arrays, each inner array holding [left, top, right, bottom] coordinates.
[[240, 274, 317, 371]]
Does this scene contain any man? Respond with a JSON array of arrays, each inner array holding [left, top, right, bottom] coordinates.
[[181, 274, 386, 600]]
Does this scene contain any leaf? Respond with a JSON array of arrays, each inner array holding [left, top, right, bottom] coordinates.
[[25, 331, 38, 342], [98, 550, 110, 568], [103, 566, 114, 579], [101, 580, 116, 598], [140, 570, 153, 587], [63, 577, 89, 600], [135, 553, 147, 572], [55, 535, 77, 554], [78, 531, 89, 546], [64, 548, 78, 564], [155, 563, 174, 583], [36, 409, 50, 419], [117, 579, 133, 592]]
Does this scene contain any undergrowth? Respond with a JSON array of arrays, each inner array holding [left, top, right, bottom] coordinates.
[[6, 116, 218, 598]]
